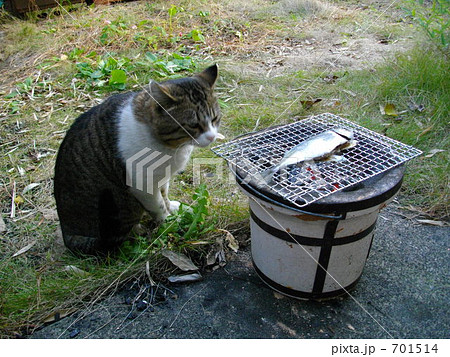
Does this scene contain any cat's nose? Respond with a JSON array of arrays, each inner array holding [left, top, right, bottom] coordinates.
[[205, 133, 216, 142]]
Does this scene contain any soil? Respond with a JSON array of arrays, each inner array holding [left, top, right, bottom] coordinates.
[[215, 1, 418, 88]]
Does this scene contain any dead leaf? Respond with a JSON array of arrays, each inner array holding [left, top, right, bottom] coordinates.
[[218, 229, 239, 253], [418, 125, 434, 137], [184, 240, 211, 245], [40, 208, 58, 221], [167, 273, 202, 283], [161, 249, 198, 271], [218, 248, 227, 261], [408, 102, 425, 112], [22, 183, 41, 195], [146, 261, 156, 286], [342, 89, 356, 97], [347, 324, 356, 331], [0, 216, 6, 233], [64, 265, 89, 277], [273, 292, 285, 300], [424, 149, 445, 158], [380, 103, 398, 116], [300, 98, 322, 110], [324, 99, 342, 107], [12, 241, 36, 258], [276, 322, 296, 336], [206, 236, 225, 266], [42, 308, 77, 323], [323, 74, 339, 83], [206, 249, 218, 265], [416, 219, 447, 227]]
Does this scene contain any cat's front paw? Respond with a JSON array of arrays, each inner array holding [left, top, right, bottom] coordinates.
[[169, 200, 181, 214]]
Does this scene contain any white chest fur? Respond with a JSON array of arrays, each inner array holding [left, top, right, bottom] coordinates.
[[117, 98, 193, 211]]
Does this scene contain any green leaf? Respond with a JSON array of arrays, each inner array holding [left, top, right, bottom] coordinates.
[[109, 69, 127, 90], [90, 70, 104, 79], [189, 29, 205, 43], [76, 62, 94, 77], [145, 52, 158, 62], [106, 57, 119, 70], [5, 90, 20, 99], [168, 5, 178, 18], [154, 26, 167, 37]]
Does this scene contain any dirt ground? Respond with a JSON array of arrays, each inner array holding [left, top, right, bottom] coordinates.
[[218, 0, 416, 78]]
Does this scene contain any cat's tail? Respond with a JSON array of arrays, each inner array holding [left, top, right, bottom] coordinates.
[[61, 190, 125, 256], [62, 232, 104, 256]]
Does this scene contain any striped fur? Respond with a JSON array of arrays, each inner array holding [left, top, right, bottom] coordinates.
[[54, 65, 220, 255]]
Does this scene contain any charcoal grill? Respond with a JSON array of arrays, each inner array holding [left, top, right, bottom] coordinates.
[[212, 113, 421, 209], [212, 113, 422, 300]]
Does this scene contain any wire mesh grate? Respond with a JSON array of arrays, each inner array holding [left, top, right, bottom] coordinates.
[[211, 113, 422, 208]]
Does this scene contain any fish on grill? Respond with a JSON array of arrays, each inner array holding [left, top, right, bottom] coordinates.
[[261, 127, 356, 182]]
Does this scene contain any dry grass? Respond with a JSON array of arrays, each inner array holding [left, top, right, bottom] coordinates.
[[269, 0, 337, 17]]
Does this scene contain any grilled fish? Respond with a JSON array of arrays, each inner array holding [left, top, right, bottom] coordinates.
[[261, 127, 355, 182]]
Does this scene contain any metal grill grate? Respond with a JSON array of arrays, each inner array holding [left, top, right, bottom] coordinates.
[[212, 113, 422, 208]]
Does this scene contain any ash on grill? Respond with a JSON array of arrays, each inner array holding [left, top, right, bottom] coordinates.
[[212, 113, 422, 208]]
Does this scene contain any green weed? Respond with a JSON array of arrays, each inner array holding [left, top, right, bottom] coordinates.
[[135, 52, 198, 80], [168, 4, 183, 33], [99, 19, 129, 45], [155, 184, 215, 249], [406, 0, 450, 54], [75, 54, 130, 90], [185, 28, 206, 43]]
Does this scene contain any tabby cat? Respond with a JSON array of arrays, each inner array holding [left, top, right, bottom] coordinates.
[[54, 65, 220, 255]]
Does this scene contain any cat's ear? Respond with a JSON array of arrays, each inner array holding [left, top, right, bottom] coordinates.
[[197, 64, 218, 88], [149, 81, 179, 103]]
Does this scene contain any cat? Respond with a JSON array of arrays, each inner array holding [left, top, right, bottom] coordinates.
[[54, 65, 220, 255]]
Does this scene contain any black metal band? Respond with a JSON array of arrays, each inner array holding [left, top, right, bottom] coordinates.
[[236, 166, 404, 214], [312, 217, 343, 294], [253, 260, 360, 300], [250, 209, 377, 247]]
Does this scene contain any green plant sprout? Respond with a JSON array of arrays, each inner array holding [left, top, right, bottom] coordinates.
[[407, 0, 449, 54], [154, 184, 215, 249]]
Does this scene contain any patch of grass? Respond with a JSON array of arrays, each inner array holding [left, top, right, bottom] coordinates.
[[405, 0, 450, 55], [367, 47, 449, 216], [268, 0, 336, 19], [0, 184, 216, 337]]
